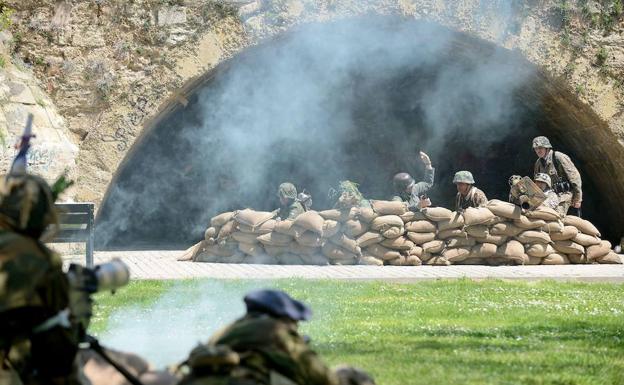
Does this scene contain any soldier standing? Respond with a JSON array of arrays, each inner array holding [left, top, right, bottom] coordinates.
[[453, 171, 488, 212], [276, 183, 305, 220], [533, 173, 562, 215], [532, 136, 582, 216], [391, 151, 434, 211]]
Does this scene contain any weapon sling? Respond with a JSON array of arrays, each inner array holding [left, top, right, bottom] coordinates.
[[83, 335, 144, 385]]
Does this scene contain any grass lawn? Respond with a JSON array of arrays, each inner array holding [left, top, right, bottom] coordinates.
[[92, 279, 624, 385]]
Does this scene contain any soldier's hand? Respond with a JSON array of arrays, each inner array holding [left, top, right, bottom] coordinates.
[[419, 151, 431, 167], [572, 200, 582, 208]]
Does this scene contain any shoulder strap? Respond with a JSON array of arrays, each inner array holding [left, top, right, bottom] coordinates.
[[551, 151, 567, 182]]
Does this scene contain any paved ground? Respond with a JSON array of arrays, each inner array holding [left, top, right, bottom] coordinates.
[[60, 250, 624, 282]]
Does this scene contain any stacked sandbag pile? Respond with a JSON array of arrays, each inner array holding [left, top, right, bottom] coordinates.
[[187, 200, 622, 266]]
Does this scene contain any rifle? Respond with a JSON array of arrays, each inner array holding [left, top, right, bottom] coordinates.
[[9, 113, 35, 175]]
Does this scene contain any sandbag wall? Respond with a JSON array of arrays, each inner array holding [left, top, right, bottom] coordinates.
[[188, 200, 622, 266]]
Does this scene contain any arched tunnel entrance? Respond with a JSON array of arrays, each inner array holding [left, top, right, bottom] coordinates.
[[96, 16, 623, 249]]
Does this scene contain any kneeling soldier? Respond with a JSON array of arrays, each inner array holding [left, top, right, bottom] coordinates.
[[453, 171, 488, 212]]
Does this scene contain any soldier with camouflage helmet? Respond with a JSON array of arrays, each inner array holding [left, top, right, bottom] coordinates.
[[533, 173, 562, 215], [532, 136, 582, 216], [453, 171, 488, 212], [276, 183, 305, 221], [331, 180, 371, 210], [391, 151, 434, 211]]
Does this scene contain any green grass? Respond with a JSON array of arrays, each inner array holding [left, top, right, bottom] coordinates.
[[93, 280, 624, 384]]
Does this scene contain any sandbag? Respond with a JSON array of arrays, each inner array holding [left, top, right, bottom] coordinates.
[[405, 220, 437, 233], [231, 231, 259, 244], [370, 200, 408, 215], [322, 220, 341, 238], [399, 210, 426, 223], [386, 255, 406, 266], [542, 253, 568, 265], [437, 212, 465, 231], [322, 242, 358, 261], [353, 207, 378, 223], [478, 234, 508, 246], [442, 247, 471, 263], [371, 215, 405, 230], [446, 237, 476, 248], [233, 209, 275, 229], [330, 233, 360, 254], [276, 253, 305, 265], [273, 220, 298, 236], [563, 215, 601, 237], [360, 256, 384, 266], [293, 211, 325, 235], [455, 257, 486, 265], [382, 226, 405, 239], [211, 211, 235, 227], [291, 243, 321, 257], [224, 252, 247, 264], [238, 242, 264, 257], [489, 222, 522, 237], [596, 252, 623, 264], [406, 232, 436, 245], [541, 221, 564, 234], [567, 254, 587, 264], [263, 243, 293, 257], [404, 255, 422, 266], [343, 219, 369, 238], [408, 245, 423, 257], [550, 226, 579, 241], [297, 231, 324, 248], [552, 240, 584, 255], [247, 254, 278, 264], [356, 231, 385, 247], [380, 236, 414, 251], [299, 253, 329, 265], [471, 243, 497, 258], [426, 256, 450, 266], [205, 227, 218, 240], [525, 207, 561, 221], [238, 219, 276, 235], [419, 252, 434, 263], [422, 207, 454, 222], [586, 240, 612, 261], [330, 258, 359, 266], [179, 241, 205, 261], [497, 240, 525, 260], [465, 225, 488, 239], [486, 199, 521, 219], [463, 207, 495, 226], [514, 216, 546, 230], [217, 220, 237, 240], [572, 233, 601, 247], [319, 209, 349, 222], [422, 240, 445, 254], [525, 243, 556, 258], [366, 244, 402, 261], [525, 256, 543, 265], [198, 244, 236, 259], [516, 230, 552, 244], [257, 232, 293, 246], [438, 228, 467, 240]]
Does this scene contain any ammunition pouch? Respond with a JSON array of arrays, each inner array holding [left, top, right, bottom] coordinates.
[[187, 344, 240, 376]]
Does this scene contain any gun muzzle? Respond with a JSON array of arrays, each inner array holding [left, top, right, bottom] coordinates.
[[94, 258, 130, 292]]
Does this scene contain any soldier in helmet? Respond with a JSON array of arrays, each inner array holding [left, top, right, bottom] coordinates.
[[332, 180, 371, 210], [177, 289, 342, 385], [533, 173, 562, 215], [532, 136, 582, 216], [276, 183, 305, 220], [453, 171, 488, 212], [391, 151, 434, 211]]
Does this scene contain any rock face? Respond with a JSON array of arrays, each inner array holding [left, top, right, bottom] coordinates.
[[2, 0, 624, 209]]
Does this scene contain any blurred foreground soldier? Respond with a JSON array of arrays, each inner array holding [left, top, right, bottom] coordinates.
[[178, 289, 349, 385], [276, 183, 304, 220], [391, 151, 434, 211], [533, 173, 561, 213], [331, 180, 371, 210], [453, 171, 488, 212], [334, 365, 376, 385], [533, 136, 582, 216]]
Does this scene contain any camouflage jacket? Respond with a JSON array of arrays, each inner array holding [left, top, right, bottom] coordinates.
[[391, 167, 435, 210], [180, 313, 338, 385], [538, 189, 560, 211], [0, 230, 81, 385], [455, 187, 488, 212], [277, 201, 305, 221], [534, 150, 582, 203]]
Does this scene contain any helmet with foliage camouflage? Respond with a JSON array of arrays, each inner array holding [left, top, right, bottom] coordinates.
[[0, 174, 59, 239], [277, 182, 297, 200], [532, 136, 552, 149], [393, 173, 415, 192], [453, 171, 475, 184], [508, 175, 522, 187], [533, 173, 552, 188]]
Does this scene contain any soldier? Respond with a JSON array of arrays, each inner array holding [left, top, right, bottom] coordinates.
[[331, 180, 371, 210], [391, 151, 434, 211], [533, 173, 562, 214], [453, 171, 488, 212], [276, 183, 305, 220], [178, 289, 341, 385], [532, 136, 582, 216]]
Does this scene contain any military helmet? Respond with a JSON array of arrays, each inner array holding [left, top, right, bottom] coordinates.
[[244, 289, 312, 321], [533, 173, 552, 188], [277, 182, 297, 200], [532, 136, 552, 149], [393, 173, 415, 192], [508, 175, 522, 187], [453, 171, 475, 184], [0, 174, 58, 238], [334, 365, 376, 385]]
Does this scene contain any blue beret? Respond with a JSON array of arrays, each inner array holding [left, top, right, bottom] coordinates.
[[244, 289, 312, 321]]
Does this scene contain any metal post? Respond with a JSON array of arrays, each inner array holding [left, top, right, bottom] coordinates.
[[87, 203, 94, 268]]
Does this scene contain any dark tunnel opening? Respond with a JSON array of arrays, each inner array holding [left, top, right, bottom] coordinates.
[[96, 17, 621, 249]]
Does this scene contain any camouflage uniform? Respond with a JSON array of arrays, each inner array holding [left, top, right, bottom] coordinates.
[[453, 171, 488, 212], [0, 174, 82, 385], [178, 290, 338, 385], [533, 173, 562, 215], [391, 167, 435, 211], [276, 183, 305, 221], [532, 136, 582, 215], [332, 181, 371, 210]]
